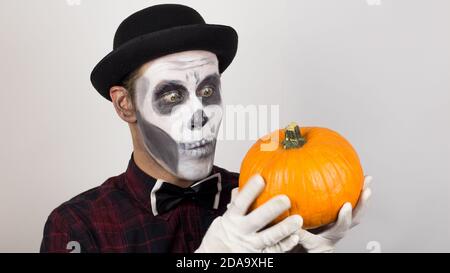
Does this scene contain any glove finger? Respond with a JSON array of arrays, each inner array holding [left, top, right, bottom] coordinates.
[[228, 175, 265, 215], [246, 194, 291, 232], [352, 187, 372, 227], [350, 175, 373, 227], [256, 215, 302, 248], [231, 187, 239, 202], [262, 234, 300, 253], [226, 188, 240, 210], [296, 229, 322, 250], [295, 228, 335, 253], [363, 175, 373, 190], [320, 202, 352, 239]]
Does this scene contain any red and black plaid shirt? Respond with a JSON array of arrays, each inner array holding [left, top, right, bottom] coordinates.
[[40, 155, 238, 253]]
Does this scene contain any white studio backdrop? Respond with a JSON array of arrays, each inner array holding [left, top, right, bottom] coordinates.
[[0, 0, 449, 252]]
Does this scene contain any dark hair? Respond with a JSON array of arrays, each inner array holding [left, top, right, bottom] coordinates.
[[121, 66, 144, 103]]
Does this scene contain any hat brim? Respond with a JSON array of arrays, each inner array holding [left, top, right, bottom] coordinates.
[[90, 24, 238, 101]]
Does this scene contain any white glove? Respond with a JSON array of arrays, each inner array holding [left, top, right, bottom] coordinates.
[[195, 175, 303, 253], [296, 176, 373, 253]]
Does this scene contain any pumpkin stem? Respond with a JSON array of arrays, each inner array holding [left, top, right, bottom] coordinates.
[[282, 122, 306, 149]]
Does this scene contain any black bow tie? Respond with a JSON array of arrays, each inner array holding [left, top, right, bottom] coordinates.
[[150, 173, 222, 216]]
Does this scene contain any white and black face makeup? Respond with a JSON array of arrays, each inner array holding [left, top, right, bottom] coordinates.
[[134, 50, 223, 181]]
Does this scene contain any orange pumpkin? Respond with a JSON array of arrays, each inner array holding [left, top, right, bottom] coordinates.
[[239, 122, 364, 229]]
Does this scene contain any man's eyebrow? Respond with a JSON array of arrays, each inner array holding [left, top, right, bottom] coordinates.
[[197, 73, 221, 89], [153, 80, 187, 96]]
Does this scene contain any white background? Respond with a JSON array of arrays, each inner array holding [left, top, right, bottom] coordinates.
[[0, 0, 449, 252]]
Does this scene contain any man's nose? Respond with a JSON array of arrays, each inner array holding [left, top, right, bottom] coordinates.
[[189, 109, 209, 130]]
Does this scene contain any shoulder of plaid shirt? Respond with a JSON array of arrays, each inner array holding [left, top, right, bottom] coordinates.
[[40, 155, 238, 253]]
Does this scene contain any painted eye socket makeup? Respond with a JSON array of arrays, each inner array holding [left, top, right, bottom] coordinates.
[[162, 90, 184, 104], [195, 74, 221, 106], [152, 81, 188, 115], [197, 86, 214, 98]]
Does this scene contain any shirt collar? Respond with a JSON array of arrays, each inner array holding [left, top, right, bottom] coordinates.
[[123, 154, 221, 220]]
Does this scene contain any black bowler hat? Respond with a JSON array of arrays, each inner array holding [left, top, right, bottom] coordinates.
[[90, 4, 238, 101]]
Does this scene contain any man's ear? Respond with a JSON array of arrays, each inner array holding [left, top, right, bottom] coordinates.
[[110, 86, 137, 123]]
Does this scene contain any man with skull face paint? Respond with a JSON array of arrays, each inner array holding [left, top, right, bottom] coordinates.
[[41, 4, 371, 253], [134, 52, 223, 182]]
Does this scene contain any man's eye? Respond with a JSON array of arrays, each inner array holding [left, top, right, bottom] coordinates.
[[199, 86, 214, 97], [162, 91, 183, 103]]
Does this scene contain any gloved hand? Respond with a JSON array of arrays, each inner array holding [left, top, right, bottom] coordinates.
[[296, 176, 373, 253], [195, 175, 303, 253]]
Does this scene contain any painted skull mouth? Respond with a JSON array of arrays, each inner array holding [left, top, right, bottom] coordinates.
[[179, 138, 215, 158]]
